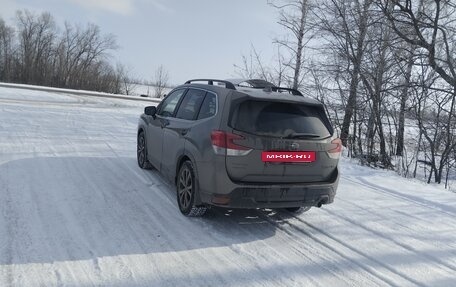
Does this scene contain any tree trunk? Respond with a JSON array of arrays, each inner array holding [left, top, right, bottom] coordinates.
[[340, 0, 372, 147], [396, 52, 414, 156], [292, 0, 308, 90]]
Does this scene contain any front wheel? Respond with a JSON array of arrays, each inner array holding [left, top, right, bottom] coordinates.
[[177, 161, 207, 217], [137, 131, 152, 169]]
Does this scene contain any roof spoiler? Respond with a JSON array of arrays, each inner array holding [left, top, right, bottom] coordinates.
[[263, 86, 303, 96], [185, 79, 236, 90]]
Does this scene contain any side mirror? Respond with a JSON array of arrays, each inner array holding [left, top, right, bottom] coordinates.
[[144, 106, 157, 117]]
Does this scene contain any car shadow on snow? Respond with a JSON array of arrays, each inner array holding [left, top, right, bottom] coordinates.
[[0, 156, 280, 265]]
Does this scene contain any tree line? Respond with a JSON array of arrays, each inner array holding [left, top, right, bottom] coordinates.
[[237, 0, 455, 188], [0, 10, 129, 93]]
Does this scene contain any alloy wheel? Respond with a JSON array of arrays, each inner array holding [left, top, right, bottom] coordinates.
[[178, 166, 193, 210]]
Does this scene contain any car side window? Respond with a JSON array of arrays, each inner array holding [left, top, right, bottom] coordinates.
[[157, 89, 186, 117], [175, 89, 206, 120], [197, 93, 217, 120]]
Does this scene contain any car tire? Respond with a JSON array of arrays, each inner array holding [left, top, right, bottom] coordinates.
[[285, 206, 311, 213], [137, 131, 152, 169], [177, 161, 207, 217]]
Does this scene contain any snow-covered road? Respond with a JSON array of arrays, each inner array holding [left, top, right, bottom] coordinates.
[[1, 86, 455, 287]]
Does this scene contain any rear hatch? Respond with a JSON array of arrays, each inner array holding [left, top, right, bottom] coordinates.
[[224, 99, 339, 184]]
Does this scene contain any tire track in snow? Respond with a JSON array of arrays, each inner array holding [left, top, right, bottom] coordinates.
[[320, 206, 456, 273], [7, 154, 115, 285], [103, 160, 234, 287], [339, 176, 456, 230], [90, 157, 214, 286], [67, 158, 144, 286], [337, 193, 453, 231], [25, 165, 73, 287], [258, 211, 425, 287], [335, 185, 456, 238], [343, 176, 456, 217], [334, 196, 456, 259], [240, 217, 365, 287], [240, 210, 386, 286], [115, 157, 336, 286], [206, 209, 325, 287], [122, 153, 378, 286]]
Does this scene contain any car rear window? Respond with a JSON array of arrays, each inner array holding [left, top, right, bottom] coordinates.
[[231, 100, 331, 138]]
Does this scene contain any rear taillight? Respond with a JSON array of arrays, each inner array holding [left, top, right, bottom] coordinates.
[[211, 130, 252, 156], [328, 138, 342, 159]]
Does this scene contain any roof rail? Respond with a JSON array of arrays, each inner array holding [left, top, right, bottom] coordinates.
[[185, 79, 236, 90], [263, 86, 303, 96]]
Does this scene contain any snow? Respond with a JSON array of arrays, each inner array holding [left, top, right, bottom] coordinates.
[[1, 85, 455, 286], [0, 82, 162, 104]]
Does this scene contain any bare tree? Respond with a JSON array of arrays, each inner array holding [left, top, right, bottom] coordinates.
[[381, 1, 456, 88], [15, 10, 56, 84], [114, 63, 137, 95], [234, 47, 257, 80], [413, 66, 455, 184], [380, 0, 456, 183], [0, 18, 14, 82], [386, 0, 424, 156], [233, 44, 288, 86], [395, 42, 416, 156], [269, 0, 312, 89], [315, 0, 373, 147], [153, 65, 169, 98], [0, 10, 122, 94], [359, 8, 395, 168], [247, 0, 456, 187]]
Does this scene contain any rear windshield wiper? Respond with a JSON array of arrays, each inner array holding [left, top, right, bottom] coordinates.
[[282, 133, 321, 139]]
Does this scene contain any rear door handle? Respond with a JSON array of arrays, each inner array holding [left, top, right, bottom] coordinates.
[[180, 129, 188, 136]]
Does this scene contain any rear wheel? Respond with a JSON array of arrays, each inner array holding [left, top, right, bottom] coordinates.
[[137, 131, 152, 169], [177, 161, 207, 217]]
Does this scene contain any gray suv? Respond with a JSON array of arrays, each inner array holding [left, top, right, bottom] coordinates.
[[137, 79, 341, 216]]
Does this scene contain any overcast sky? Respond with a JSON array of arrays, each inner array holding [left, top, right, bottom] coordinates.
[[0, 0, 284, 85]]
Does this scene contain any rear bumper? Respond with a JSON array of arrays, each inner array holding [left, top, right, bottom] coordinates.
[[200, 170, 339, 209]]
